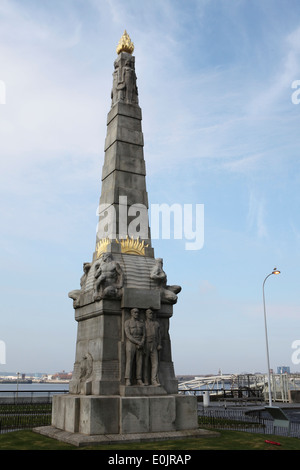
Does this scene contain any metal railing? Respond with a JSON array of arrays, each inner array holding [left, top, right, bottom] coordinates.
[[198, 407, 300, 438], [0, 389, 68, 405], [0, 390, 69, 432], [0, 402, 52, 433], [180, 388, 264, 403]]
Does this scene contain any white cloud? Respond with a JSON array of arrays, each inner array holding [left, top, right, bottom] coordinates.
[[246, 192, 268, 239]]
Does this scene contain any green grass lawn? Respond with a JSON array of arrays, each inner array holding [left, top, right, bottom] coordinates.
[[0, 429, 299, 450]]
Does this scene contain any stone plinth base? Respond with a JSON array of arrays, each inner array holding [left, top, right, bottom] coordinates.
[[34, 425, 219, 447], [50, 393, 199, 438]]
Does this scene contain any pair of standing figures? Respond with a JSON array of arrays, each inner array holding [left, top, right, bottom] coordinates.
[[124, 308, 162, 387]]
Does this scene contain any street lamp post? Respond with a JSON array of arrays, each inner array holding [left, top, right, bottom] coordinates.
[[16, 371, 19, 402], [263, 268, 280, 407]]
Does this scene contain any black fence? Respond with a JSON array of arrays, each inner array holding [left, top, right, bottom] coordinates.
[[0, 390, 68, 433], [0, 403, 52, 433], [198, 407, 300, 438]]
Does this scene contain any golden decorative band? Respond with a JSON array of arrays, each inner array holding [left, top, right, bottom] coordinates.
[[96, 236, 148, 258]]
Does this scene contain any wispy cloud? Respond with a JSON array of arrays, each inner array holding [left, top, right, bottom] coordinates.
[[246, 192, 268, 239], [0, 2, 110, 149], [246, 25, 300, 116]]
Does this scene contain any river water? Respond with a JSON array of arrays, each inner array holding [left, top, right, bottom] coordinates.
[[0, 382, 69, 397]]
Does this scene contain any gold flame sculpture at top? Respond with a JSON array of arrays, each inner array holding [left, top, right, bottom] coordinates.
[[116, 30, 134, 55]]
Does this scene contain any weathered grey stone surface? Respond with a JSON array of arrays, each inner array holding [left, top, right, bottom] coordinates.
[[102, 142, 146, 179], [175, 395, 199, 430], [50, 392, 199, 438], [122, 288, 160, 310], [119, 385, 167, 397], [79, 396, 119, 435], [120, 396, 150, 434]]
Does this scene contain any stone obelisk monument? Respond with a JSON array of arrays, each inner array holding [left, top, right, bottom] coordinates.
[[38, 32, 204, 446]]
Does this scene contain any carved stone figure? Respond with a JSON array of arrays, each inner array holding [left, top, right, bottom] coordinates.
[[119, 58, 138, 104], [68, 262, 92, 308], [144, 309, 162, 386], [111, 61, 121, 106], [93, 253, 123, 301], [80, 262, 92, 288], [79, 353, 93, 382], [150, 258, 181, 304], [111, 56, 138, 106], [68, 290, 81, 308], [124, 308, 145, 386]]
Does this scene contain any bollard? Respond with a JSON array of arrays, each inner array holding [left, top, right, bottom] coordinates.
[[203, 391, 210, 407]]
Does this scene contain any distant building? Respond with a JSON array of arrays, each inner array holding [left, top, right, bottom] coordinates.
[[52, 371, 72, 380], [277, 366, 290, 374]]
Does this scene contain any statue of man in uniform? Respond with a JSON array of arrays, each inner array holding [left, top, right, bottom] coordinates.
[[144, 308, 162, 386], [124, 308, 145, 386]]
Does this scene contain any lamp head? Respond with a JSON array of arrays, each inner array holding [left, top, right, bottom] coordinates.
[[272, 268, 280, 275]]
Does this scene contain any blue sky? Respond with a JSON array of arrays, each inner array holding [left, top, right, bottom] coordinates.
[[1, 0, 300, 375]]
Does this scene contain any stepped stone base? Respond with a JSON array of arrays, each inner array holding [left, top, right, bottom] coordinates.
[[34, 425, 219, 448], [34, 393, 220, 447]]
